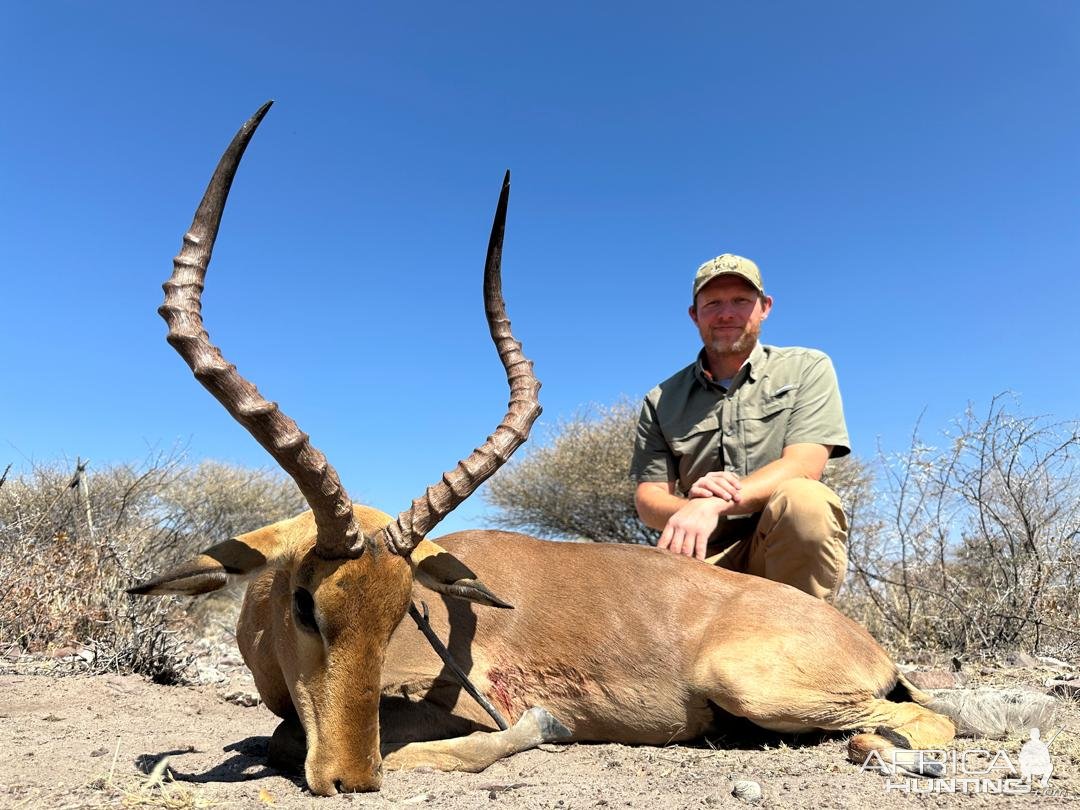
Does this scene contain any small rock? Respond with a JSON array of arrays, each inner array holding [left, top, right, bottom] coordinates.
[[1036, 655, 1070, 669], [731, 780, 762, 804], [197, 665, 227, 684], [89, 748, 109, 757], [223, 690, 260, 707], [479, 783, 529, 793], [104, 677, 137, 694], [1006, 652, 1038, 668]]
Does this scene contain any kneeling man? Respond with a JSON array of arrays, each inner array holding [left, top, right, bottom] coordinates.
[[631, 254, 850, 602]]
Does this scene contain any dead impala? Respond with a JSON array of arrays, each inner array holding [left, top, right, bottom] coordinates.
[[130, 103, 955, 796]]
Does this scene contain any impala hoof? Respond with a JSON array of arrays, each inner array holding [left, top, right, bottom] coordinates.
[[523, 706, 572, 742]]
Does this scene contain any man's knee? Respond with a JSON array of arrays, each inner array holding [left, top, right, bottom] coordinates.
[[764, 478, 847, 538], [756, 477, 848, 601]]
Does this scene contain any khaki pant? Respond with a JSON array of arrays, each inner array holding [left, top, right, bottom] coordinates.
[[703, 478, 848, 602]]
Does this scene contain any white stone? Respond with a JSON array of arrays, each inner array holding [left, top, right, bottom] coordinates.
[[731, 779, 762, 804]]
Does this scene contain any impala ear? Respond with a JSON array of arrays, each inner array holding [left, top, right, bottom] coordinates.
[[408, 539, 513, 609], [127, 525, 283, 596]]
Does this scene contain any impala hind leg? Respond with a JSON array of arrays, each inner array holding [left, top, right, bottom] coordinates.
[[701, 660, 955, 776], [381, 707, 571, 772], [847, 699, 955, 776]]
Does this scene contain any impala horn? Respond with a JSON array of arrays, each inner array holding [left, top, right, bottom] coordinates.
[[159, 101, 366, 559]]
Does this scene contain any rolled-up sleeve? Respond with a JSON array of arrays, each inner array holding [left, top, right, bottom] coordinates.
[[629, 395, 678, 482]]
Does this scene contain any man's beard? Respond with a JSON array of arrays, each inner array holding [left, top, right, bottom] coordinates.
[[706, 321, 761, 356]]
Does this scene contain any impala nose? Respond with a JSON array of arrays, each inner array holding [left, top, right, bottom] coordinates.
[[307, 762, 382, 795], [334, 770, 382, 794]]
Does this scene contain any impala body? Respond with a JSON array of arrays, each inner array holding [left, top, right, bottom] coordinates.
[[132, 104, 956, 796], [383, 530, 915, 744]]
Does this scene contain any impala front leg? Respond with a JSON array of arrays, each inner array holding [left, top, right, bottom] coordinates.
[[381, 707, 571, 773], [267, 713, 306, 773]]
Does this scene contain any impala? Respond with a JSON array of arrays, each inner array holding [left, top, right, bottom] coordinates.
[[131, 103, 956, 796]]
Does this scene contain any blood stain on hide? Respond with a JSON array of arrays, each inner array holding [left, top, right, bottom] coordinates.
[[485, 664, 593, 718]]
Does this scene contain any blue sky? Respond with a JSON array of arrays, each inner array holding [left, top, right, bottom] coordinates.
[[3, 2, 1078, 536]]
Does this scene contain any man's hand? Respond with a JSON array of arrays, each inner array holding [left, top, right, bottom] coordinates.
[[688, 470, 742, 502], [657, 497, 730, 561]]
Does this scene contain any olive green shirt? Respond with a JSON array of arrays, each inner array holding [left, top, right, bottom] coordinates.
[[630, 343, 850, 495]]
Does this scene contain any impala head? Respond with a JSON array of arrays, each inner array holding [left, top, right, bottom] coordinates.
[[128, 102, 540, 795]]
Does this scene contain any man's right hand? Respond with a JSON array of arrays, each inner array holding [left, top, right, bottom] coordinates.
[[656, 497, 729, 561]]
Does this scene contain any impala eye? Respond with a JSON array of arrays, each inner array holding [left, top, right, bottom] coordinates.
[[292, 588, 319, 634]]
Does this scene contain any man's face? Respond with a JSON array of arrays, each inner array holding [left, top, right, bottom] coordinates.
[[689, 276, 773, 356]]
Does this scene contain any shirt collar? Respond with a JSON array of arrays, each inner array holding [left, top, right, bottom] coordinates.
[[744, 341, 766, 382], [693, 342, 767, 389]]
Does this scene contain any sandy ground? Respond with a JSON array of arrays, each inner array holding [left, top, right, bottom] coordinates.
[[1, 653, 1078, 810]]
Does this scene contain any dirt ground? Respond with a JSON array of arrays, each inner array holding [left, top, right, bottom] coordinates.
[[1, 649, 1078, 809]]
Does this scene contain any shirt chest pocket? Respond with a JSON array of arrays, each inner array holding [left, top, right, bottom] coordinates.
[[736, 390, 795, 463], [668, 414, 720, 460], [666, 414, 721, 487]]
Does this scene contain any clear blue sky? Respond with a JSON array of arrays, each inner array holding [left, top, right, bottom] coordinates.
[[3, 2, 1078, 536]]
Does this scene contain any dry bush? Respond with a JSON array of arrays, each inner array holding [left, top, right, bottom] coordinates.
[[485, 400, 658, 544], [839, 395, 1080, 658], [485, 402, 879, 546], [0, 450, 305, 680], [485, 401, 881, 547]]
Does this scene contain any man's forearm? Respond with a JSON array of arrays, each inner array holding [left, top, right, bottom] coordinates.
[[634, 485, 689, 531], [709, 455, 823, 515], [636, 461, 800, 528], [637, 444, 828, 529]]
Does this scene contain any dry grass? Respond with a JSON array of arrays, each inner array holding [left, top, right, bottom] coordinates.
[[85, 745, 222, 809], [0, 450, 304, 680]]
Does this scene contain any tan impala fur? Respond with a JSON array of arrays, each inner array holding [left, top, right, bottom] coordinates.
[[131, 104, 955, 796]]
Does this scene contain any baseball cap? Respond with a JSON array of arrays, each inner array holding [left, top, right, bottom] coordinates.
[[692, 254, 765, 301]]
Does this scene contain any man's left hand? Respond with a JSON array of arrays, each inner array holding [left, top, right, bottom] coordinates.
[[656, 497, 733, 560]]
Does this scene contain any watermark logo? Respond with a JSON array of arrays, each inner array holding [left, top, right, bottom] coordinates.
[[1019, 727, 1053, 789], [861, 728, 1068, 796]]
